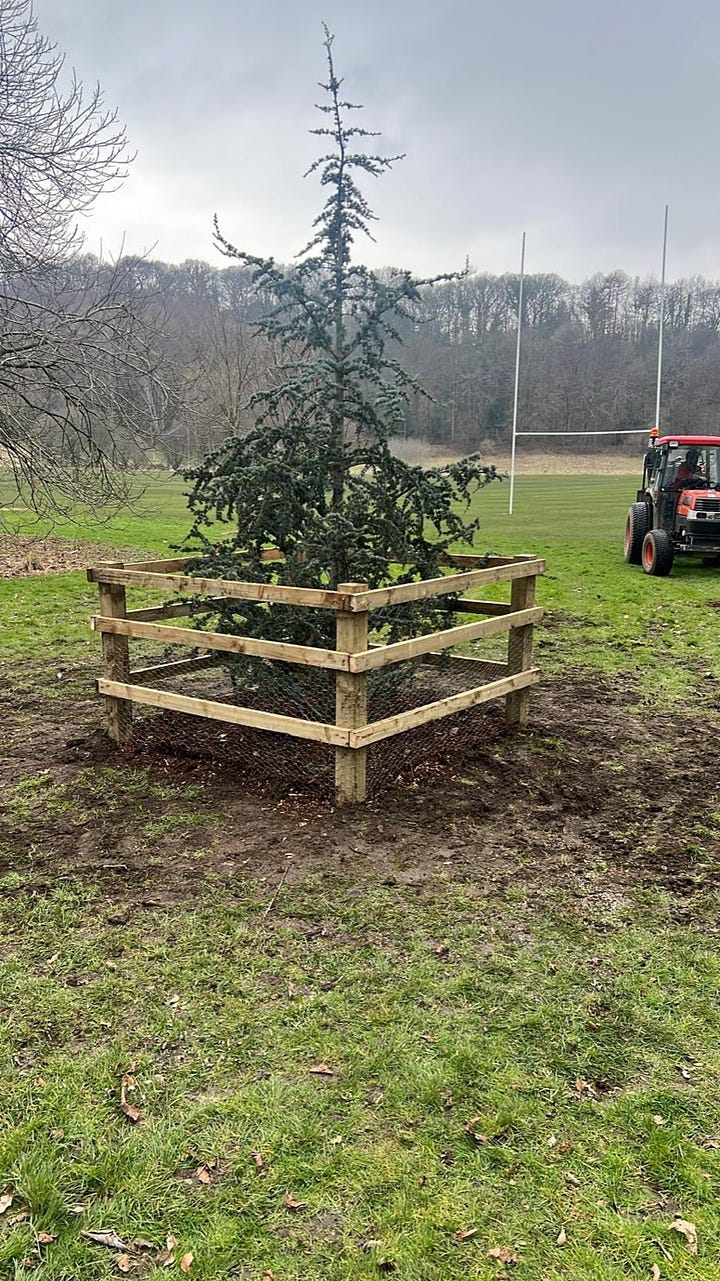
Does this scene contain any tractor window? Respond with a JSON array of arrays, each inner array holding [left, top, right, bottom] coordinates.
[[663, 445, 720, 490]]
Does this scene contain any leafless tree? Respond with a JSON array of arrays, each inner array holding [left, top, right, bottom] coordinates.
[[0, 0, 131, 273], [0, 0, 167, 516]]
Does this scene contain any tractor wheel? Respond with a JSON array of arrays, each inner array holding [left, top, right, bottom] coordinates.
[[624, 502, 651, 564], [641, 529, 674, 576]]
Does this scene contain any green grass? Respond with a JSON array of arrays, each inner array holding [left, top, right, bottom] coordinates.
[[1, 879, 718, 1280], [3, 470, 719, 698], [0, 471, 193, 551]]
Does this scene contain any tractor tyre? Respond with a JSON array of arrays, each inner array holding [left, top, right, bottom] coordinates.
[[624, 502, 651, 564], [641, 529, 674, 577]]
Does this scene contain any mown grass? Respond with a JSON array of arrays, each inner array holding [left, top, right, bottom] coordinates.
[[3, 469, 720, 698], [1, 878, 719, 1280]]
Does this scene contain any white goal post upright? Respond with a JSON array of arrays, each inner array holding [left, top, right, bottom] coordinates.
[[654, 203, 669, 434], [508, 231, 526, 516]]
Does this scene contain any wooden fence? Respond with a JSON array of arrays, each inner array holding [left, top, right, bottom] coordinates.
[[88, 552, 545, 804]]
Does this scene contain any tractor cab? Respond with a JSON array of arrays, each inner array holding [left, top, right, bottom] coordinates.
[[625, 434, 720, 575]]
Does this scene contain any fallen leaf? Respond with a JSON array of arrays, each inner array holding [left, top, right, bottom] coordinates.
[[68, 1205, 86, 1216], [574, 1078, 596, 1098], [454, 1227, 478, 1242], [565, 1173, 581, 1187], [119, 1071, 143, 1124], [180, 1253, 194, 1274], [651, 1266, 661, 1280], [131, 1239, 156, 1251], [668, 1217, 697, 1254], [252, 1149, 266, 1175], [0, 1194, 13, 1215], [49, 1129, 64, 1140], [556, 1141, 572, 1155], [195, 1165, 213, 1185], [82, 1230, 131, 1251], [284, 1192, 307, 1210], [700, 1136, 720, 1149], [434, 944, 450, 958], [156, 1234, 178, 1267], [546, 1134, 557, 1148], [116, 1255, 133, 1275], [263, 1273, 276, 1281], [420, 1034, 439, 1043], [464, 1118, 489, 1143], [653, 1115, 666, 1126], [556, 1227, 567, 1247], [309, 1063, 335, 1076], [36, 1232, 57, 1245], [488, 1245, 519, 1263], [7, 1212, 30, 1225]]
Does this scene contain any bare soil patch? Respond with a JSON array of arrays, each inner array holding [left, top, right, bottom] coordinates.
[[1, 664, 717, 915], [0, 535, 132, 578]]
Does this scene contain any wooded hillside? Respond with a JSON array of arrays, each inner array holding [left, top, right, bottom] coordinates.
[[123, 258, 720, 462]]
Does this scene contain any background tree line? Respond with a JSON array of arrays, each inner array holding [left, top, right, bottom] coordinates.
[[9, 254, 720, 504], [113, 259, 720, 465]]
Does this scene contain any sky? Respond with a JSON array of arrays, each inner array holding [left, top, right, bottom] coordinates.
[[32, 0, 720, 282]]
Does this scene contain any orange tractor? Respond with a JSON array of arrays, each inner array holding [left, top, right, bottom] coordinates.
[[624, 434, 720, 575]]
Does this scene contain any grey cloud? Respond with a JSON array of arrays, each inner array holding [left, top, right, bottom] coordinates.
[[32, 0, 720, 278]]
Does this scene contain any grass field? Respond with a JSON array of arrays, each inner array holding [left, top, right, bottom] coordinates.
[[2, 469, 718, 695], [1, 473, 719, 1280]]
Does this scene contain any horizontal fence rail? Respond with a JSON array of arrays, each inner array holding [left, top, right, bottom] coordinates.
[[88, 551, 545, 804], [96, 679, 350, 746], [91, 615, 354, 671]]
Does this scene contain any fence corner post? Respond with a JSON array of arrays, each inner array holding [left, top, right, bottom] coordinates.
[[334, 582, 369, 805], [95, 562, 133, 746], [506, 566, 536, 728]]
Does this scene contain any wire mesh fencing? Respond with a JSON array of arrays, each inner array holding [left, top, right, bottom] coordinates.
[[126, 651, 509, 801]]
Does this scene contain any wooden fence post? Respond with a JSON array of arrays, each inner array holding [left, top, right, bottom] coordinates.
[[95, 563, 133, 745], [335, 582, 369, 805], [506, 569, 536, 727]]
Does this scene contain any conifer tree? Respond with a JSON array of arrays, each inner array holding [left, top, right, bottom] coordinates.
[[185, 27, 500, 661]]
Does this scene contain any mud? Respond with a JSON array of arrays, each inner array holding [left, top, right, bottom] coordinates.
[[2, 663, 718, 914]]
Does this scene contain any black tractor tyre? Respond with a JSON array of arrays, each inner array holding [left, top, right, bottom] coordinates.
[[642, 529, 674, 577], [624, 502, 651, 564]]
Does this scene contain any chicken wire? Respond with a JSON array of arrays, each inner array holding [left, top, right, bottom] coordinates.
[[124, 637, 511, 802]]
